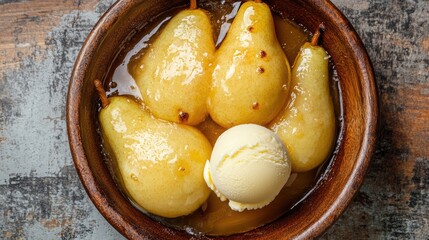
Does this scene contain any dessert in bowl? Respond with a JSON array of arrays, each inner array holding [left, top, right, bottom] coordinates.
[[67, 0, 378, 238]]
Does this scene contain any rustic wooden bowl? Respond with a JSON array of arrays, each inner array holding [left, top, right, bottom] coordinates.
[[67, 0, 378, 239]]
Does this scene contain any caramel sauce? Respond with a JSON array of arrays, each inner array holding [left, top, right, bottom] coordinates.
[[101, 0, 340, 236]]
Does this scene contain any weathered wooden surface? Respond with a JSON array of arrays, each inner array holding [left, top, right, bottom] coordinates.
[[0, 0, 427, 239]]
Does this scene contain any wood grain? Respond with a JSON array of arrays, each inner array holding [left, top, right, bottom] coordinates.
[[0, 0, 122, 239], [323, 1, 429, 239], [0, 0, 428, 239], [0, 0, 100, 74]]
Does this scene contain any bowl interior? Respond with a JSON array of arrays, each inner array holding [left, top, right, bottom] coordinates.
[[67, 0, 377, 239]]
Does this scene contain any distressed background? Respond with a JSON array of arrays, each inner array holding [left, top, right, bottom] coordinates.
[[0, 0, 428, 239]]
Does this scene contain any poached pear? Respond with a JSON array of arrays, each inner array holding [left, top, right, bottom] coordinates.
[[95, 81, 211, 218], [132, 0, 215, 125], [208, 0, 291, 128], [269, 25, 336, 172]]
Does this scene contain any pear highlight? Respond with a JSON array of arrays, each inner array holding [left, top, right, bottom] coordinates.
[[132, 3, 215, 125], [269, 25, 336, 172], [95, 81, 211, 218], [208, 0, 291, 128]]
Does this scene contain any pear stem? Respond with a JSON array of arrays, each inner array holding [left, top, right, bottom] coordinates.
[[94, 79, 110, 108], [190, 0, 197, 10], [255, 0, 263, 3], [311, 23, 326, 46]]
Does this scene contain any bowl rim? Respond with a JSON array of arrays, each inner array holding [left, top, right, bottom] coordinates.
[[66, 0, 379, 239]]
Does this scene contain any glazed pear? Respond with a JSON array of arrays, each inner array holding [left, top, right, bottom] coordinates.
[[208, 0, 291, 128], [132, 0, 215, 125], [95, 82, 211, 218], [269, 26, 336, 172]]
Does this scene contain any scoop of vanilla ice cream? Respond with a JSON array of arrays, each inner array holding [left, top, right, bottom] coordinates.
[[204, 124, 291, 212]]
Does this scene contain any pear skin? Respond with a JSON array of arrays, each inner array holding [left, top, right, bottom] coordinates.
[[269, 39, 336, 172], [208, 0, 291, 128], [99, 96, 211, 218], [132, 8, 215, 125]]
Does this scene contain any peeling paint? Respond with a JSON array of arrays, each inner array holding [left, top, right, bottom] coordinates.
[[1, 0, 122, 239], [322, 1, 429, 239], [0, 1, 114, 180]]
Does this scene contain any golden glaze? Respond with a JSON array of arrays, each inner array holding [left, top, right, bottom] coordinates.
[[208, 1, 291, 128], [270, 43, 336, 172], [99, 97, 211, 218], [132, 9, 215, 125]]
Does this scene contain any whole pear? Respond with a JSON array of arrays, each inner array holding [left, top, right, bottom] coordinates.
[[269, 27, 336, 172], [99, 96, 211, 218], [208, 0, 291, 128], [132, 4, 215, 125]]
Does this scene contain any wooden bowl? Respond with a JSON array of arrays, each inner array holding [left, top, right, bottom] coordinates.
[[67, 0, 378, 239]]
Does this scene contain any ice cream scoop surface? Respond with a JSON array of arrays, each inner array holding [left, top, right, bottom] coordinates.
[[204, 124, 291, 212]]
